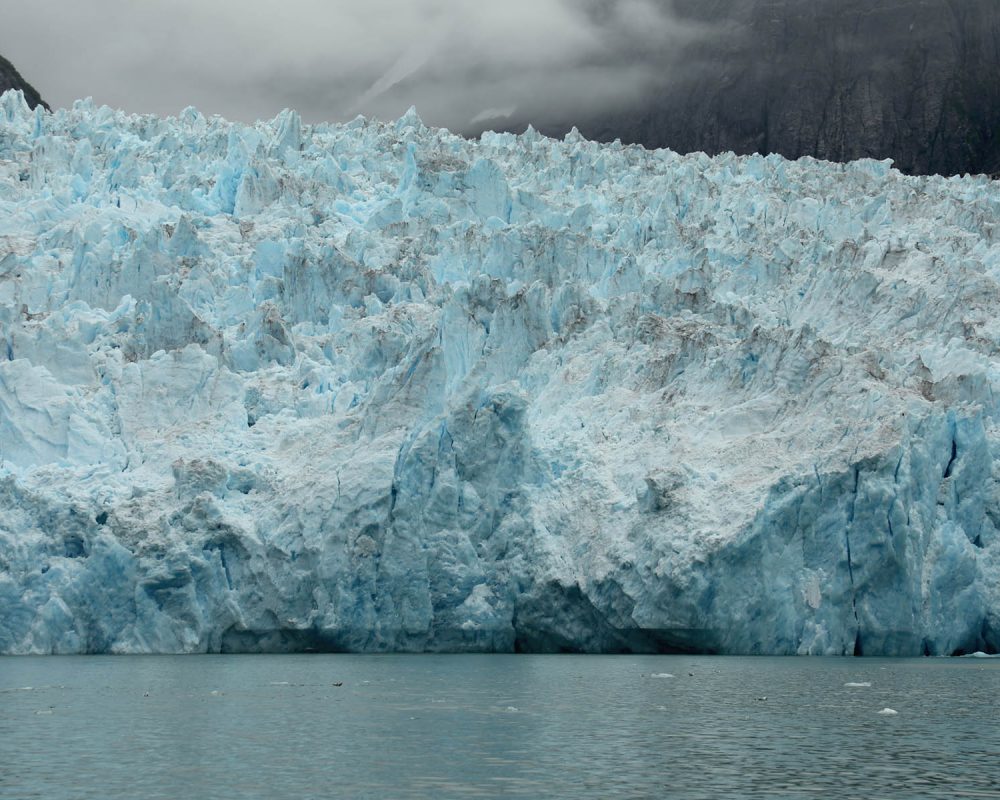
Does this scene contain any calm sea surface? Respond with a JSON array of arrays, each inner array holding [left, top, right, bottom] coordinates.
[[1, 654, 998, 799]]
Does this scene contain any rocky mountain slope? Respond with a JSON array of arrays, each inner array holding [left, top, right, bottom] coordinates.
[[1, 92, 998, 654], [0, 52, 46, 111], [486, 0, 1000, 177]]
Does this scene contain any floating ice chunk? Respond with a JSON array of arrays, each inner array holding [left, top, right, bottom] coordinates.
[[844, 682, 872, 687], [505, 706, 519, 712], [962, 652, 1000, 658], [876, 708, 898, 715], [650, 673, 675, 678]]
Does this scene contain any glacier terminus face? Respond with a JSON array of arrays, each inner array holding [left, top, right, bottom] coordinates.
[[1, 90, 998, 655]]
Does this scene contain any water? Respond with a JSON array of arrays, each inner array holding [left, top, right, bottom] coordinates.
[[1, 655, 998, 799]]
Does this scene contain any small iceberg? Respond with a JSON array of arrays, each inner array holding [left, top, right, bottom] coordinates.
[[844, 682, 872, 687], [649, 673, 675, 679], [961, 652, 1000, 658], [876, 708, 898, 716]]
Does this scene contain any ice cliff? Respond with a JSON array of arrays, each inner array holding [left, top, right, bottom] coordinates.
[[1, 90, 999, 655]]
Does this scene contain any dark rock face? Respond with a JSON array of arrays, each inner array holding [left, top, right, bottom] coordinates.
[[491, 0, 1000, 177], [0, 53, 47, 111]]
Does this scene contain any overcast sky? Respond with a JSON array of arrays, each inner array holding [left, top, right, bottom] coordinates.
[[2, 0, 707, 132]]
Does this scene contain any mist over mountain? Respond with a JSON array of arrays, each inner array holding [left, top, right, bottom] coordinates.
[[0, 52, 47, 111], [7, 2, 999, 176], [479, 0, 1000, 177]]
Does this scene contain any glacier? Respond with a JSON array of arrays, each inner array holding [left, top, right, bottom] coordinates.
[[1, 90, 999, 655]]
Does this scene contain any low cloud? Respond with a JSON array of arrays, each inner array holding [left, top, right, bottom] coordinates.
[[3, 0, 709, 131]]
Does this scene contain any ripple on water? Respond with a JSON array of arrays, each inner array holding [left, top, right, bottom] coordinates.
[[0, 655, 997, 799]]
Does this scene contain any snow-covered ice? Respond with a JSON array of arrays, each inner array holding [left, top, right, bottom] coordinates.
[[1, 90, 999, 654]]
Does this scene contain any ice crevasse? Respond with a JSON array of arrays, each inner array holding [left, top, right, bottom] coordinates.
[[1, 90, 998, 655]]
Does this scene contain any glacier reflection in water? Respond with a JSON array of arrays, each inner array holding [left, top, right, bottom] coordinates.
[[1, 655, 997, 799]]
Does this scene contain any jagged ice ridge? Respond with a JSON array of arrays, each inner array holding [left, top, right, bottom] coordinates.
[[1, 90, 999, 655]]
